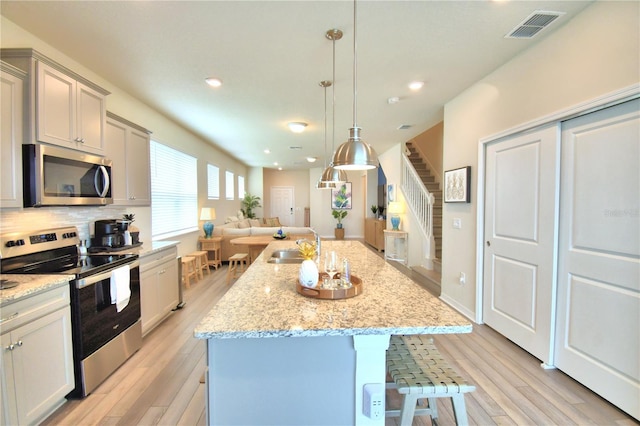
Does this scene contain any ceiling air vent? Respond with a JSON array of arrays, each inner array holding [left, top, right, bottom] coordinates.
[[397, 124, 412, 130], [505, 10, 565, 39], [289, 146, 302, 150]]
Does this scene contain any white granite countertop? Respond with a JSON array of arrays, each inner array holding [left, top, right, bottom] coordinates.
[[0, 274, 73, 307], [194, 240, 472, 339]]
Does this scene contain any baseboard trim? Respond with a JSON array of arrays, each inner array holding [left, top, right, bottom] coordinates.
[[439, 293, 476, 323]]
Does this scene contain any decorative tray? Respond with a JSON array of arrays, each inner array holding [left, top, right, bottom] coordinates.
[[296, 273, 362, 300]]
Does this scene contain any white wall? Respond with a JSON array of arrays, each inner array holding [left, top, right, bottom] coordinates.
[[441, 1, 640, 317], [1, 16, 248, 257], [308, 168, 367, 239]]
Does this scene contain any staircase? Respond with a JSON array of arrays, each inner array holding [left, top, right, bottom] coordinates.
[[405, 142, 442, 261]]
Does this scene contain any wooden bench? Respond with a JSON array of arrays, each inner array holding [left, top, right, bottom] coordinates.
[[386, 335, 475, 426]]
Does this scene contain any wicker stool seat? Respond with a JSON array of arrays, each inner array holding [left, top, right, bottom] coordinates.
[[386, 335, 475, 426], [226, 253, 248, 285]]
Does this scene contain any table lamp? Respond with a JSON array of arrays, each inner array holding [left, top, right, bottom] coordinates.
[[200, 207, 216, 238], [388, 202, 404, 231]]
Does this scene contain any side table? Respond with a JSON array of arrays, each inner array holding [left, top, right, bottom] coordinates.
[[199, 237, 222, 270], [384, 230, 408, 265]]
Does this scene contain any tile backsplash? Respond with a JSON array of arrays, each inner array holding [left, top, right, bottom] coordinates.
[[1, 206, 130, 244]]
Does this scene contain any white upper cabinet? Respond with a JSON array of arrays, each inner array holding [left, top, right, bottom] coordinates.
[[105, 112, 151, 206], [0, 62, 25, 208], [36, 62, 106, 154], [1, 48, 109, 156]]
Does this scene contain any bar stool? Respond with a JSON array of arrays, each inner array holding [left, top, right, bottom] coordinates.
[[226, 253, 248, 285], [188, 250, 210, 279], [181, 256, 198, 288]]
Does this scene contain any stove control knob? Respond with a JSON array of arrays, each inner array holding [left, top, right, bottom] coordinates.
[[16, 239, 25, 246]]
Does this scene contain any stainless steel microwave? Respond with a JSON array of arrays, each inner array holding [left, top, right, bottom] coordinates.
[[22, 144, 113, 207]]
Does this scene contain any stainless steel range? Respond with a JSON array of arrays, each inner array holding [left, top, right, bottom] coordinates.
[[0, 226, 142, 398]]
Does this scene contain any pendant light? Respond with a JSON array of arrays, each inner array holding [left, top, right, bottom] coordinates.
[[316, 80, 336, 189], [332, 0, 378, 170], [319, 28, 348, 186]]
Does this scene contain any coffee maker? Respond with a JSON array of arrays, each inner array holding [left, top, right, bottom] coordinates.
[[91, 219, 128, 249]]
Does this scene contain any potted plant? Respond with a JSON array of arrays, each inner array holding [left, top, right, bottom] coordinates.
[[241, 193, 261, 219], [332, 209, 348, 240], [370, 205, 378, 218]]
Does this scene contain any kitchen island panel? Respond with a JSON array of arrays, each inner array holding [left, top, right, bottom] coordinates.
[[208, 335, 356, 425]]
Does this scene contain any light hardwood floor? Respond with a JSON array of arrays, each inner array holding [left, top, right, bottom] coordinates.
[[42, 260, 636, 425]]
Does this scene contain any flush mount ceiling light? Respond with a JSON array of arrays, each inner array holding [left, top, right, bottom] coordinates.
[[306, 157, 317, 163], [332, 0, 378, 171], [316, 80, 337, 190], [319, 29, 347, 188], [288, 122, 308, 133], [205, 77, 222, 88], [408, 81, 424, 91]]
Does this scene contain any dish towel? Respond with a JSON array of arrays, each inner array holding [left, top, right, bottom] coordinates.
[[110, 265, 131, 313]]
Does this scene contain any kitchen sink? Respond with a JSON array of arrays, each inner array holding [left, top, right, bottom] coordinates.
[[267, 249, 304, 264]]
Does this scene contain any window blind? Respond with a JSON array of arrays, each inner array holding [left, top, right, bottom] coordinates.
[[150, 141, 198, 238], [208, 164, 220, 199]]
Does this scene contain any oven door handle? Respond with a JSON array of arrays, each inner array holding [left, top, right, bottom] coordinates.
[[76, 260, 139, 289]]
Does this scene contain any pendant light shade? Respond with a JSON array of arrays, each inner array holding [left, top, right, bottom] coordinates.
[[332, 127, 378, 170], [320, 165, 347, 184], [332, 0, 378, 171]]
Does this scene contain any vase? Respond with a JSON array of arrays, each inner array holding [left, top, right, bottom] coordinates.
[[299, 259, 319, 288]]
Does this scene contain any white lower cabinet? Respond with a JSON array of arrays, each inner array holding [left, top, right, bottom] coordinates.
[[1, 285, 74, 426], [140, 246, 179, 336]]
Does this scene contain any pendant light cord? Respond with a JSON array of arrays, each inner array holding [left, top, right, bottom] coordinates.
[[323, 83, 328, 169], [352, 0, 358, 129], [332, 34, 337, 156]]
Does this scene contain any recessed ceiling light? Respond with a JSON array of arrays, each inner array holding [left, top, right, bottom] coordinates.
[[278, 167, 283, 171], [264, 149, 271, 154], [306, 157, 317, 163], [205, 77, 223, 88], [408, 81, 424, 91], [288, 122, 307, 133], [387, 97, 400, 104], [273, 162, 278, 166]]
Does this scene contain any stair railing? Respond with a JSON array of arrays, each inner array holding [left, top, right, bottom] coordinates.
[[401, 150, 436, 269]]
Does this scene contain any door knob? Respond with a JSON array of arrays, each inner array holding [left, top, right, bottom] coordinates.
[[486, 241, 491, 247]]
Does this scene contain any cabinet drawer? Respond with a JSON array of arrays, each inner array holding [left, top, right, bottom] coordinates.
[[140, 246, 178, 272], [0, 285, 70, 333]]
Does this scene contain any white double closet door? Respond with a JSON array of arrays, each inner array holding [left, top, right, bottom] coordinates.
[[483, 99, 639, 419]]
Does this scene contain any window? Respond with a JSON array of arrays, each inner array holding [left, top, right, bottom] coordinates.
[[225, 170, 235, 200], [150, 141, 198, 238], [238, 175, 245, 199], [207, 164, 220, 199]]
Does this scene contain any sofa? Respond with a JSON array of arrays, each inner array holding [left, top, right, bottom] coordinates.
[[211, 217, 315, 261]]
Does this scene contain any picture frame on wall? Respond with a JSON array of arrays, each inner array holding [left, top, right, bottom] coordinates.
[[444, 166, 471, 203], [331, 182, 352, 209], [388, 184, 394, 202]]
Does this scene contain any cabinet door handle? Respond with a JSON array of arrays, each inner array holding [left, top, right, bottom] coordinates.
[[15, 341, 23, 347], [5, 344, 15, 351]]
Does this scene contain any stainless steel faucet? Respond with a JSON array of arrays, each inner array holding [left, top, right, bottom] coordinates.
[[311, 230, 320, 264]]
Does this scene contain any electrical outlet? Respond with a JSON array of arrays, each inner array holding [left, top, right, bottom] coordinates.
[[453, 218, 462, 229], [363, 383, 384, 420], [459, 272, 466, 285]]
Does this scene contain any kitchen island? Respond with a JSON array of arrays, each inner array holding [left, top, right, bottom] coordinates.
[[194, 240, 471, 425]]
